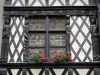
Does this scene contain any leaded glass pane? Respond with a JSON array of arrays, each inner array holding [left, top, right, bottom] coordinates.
[[49, 18, 66, 30], [50, 34, 66, 46], [50, 48, 66, 56], [29, 48, 45, 58], [29, 18, 45, 30], [29, 33, 45, 47]]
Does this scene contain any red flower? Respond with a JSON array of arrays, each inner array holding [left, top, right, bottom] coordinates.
[[55, 55, 59, 59], [40, 54, 45, 58], [53, 53, 59, 59], [53, 54, 57, 57], [44, 57, 47, 60], [62, 58, 64, 60], [47, 58, 52, 62]]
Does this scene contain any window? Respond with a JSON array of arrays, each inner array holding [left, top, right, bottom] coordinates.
[[27, 16, 68, 59]]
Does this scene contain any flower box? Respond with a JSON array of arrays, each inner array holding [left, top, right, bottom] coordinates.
[[25, 50, 74, 63]]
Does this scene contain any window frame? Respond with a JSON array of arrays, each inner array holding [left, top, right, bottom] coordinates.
[[26, 15, 70, 59]]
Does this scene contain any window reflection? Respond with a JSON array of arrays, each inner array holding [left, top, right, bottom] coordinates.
[[50, 34, 66, 46], [29, 33, 45, 47], [29, 19, 45, 30], [49, 18, 66, 30]]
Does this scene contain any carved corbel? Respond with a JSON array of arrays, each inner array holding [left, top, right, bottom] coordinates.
[[66, 15, 70, 33], [2, 15, 10, 39], [90, 16, 100, 61], [90, 16, 99, 39]]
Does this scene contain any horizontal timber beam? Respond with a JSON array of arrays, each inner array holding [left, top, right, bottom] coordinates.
[[4, 6, 97, 16], [0, 62, 100, 69], [4, 6, 97, 11]]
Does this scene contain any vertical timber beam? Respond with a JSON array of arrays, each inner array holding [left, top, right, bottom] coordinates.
[[68, 68, 73, 75], [46, 0, 49, 6], [45, 16, 49, 75], [93, 0, 100, 74], [90, 16, 99, 61], [45, 16, 49, 57], [25, 0, 29, 6], [1, 15, 10, 62], [66, 15, 70, 52], [90, 15, 100, 75], [23, 15, 29, 62], [97, 0, 100, 60], [23, 15, 29, 75], [66, 15, 73, 75], [0, 0, 11, 74], [0, 15, 10, 75], [65, 0, 70, 6]]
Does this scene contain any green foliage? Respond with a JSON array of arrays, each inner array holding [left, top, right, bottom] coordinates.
[[50, 50, 73, 62], [27, 50, 74, 63]]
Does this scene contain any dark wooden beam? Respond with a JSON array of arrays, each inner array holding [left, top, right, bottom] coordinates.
[[1, 15, 10, 62], [4, 6, 97, 11], [0, 62, 100, 69], [4, 10, 97, 16], [4, 6, 97, 16], [97, 0, 100, 59]]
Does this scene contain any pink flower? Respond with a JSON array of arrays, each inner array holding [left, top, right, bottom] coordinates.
[[40, 54, 45, 58], [62, 58, 64, 60], [53, 53, 59, 59], [47, 58, 52, 63], [70, 58, 75, 62], [53, 54, 56, 57]]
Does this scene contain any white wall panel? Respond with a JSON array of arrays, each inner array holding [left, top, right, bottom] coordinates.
[[8, 17, 25, 63], [11, 0, 25, 6], [29, 0, 46, 6], [70, 16, 93, 62], [70, 16, 94, 75], [69, 0, 89, 6], [49, 0, 66, 6]]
